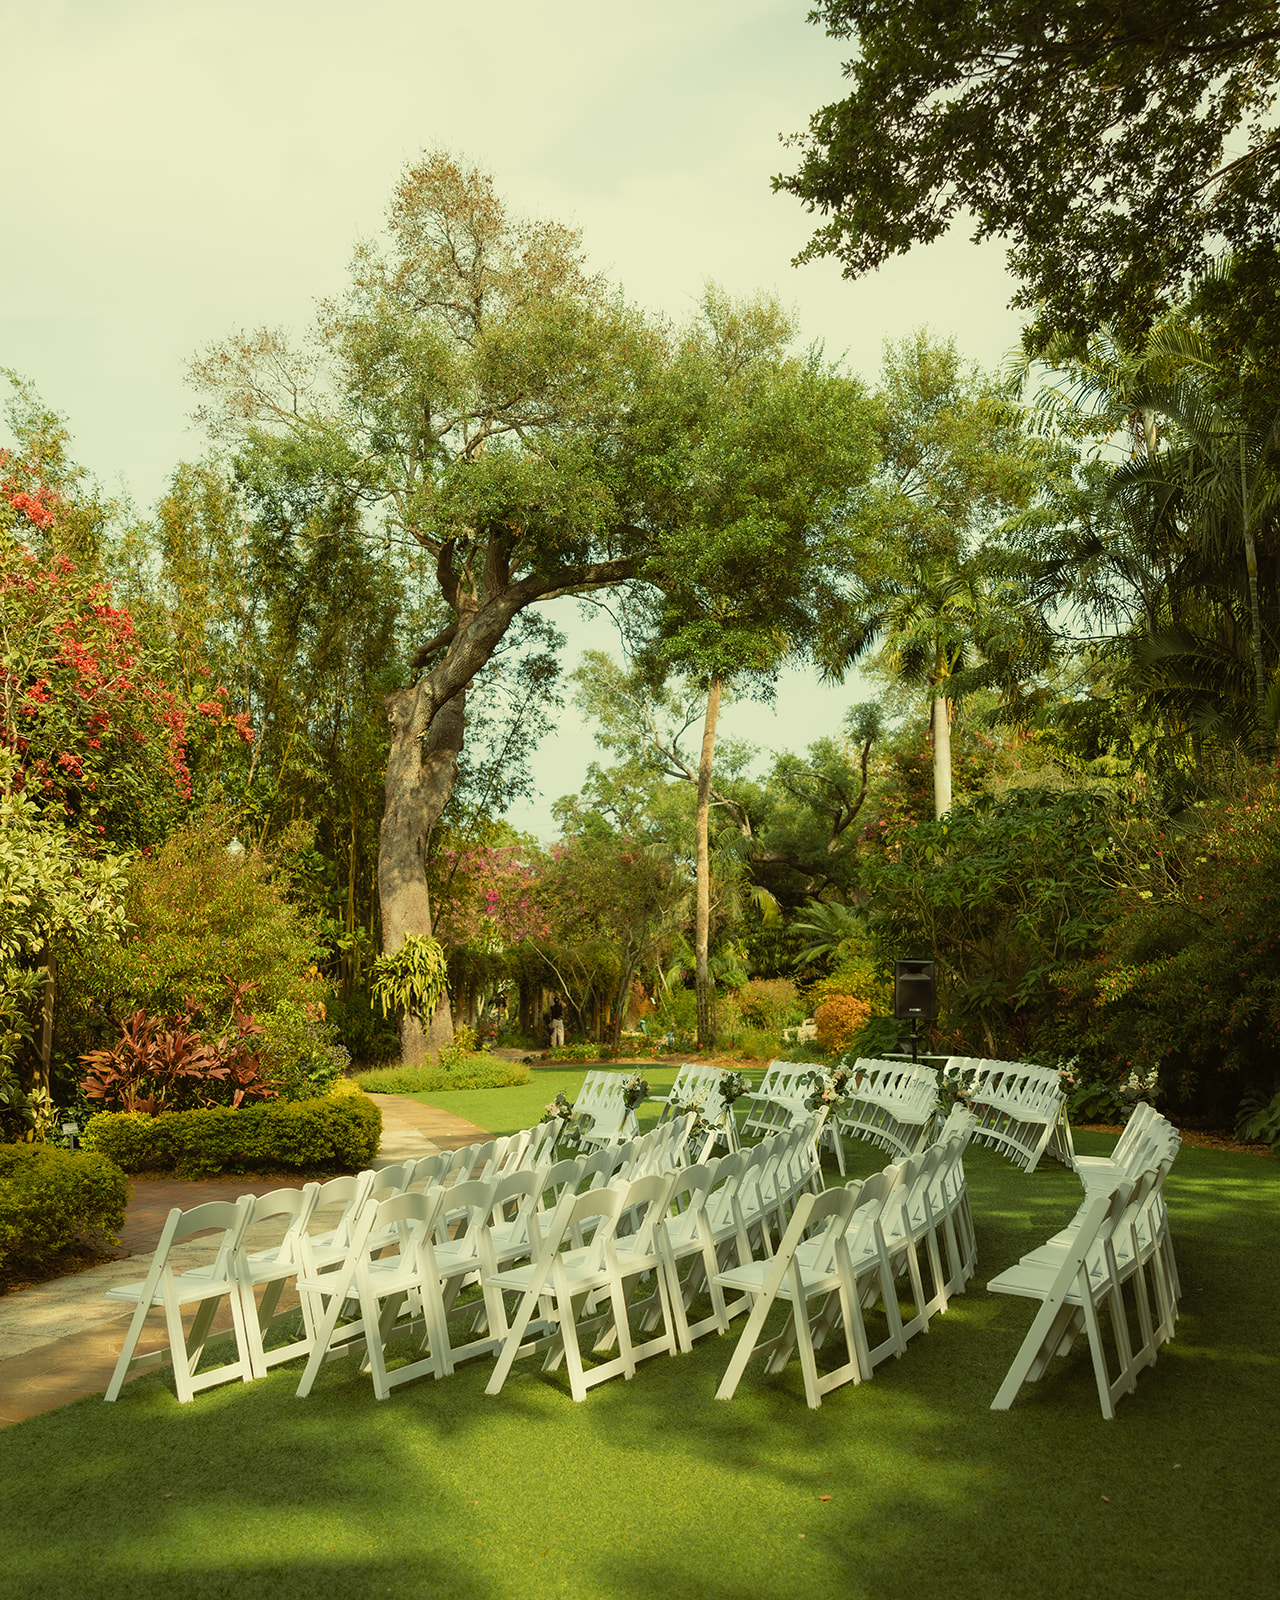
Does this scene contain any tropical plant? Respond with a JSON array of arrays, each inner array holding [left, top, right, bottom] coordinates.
[[79, 998, 277, 1116], [369, 934, 450, 1051]]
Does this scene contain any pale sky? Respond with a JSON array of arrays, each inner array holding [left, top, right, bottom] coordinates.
[[1, 0, 1026, 837]]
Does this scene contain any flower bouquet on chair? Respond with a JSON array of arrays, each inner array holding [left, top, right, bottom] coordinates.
[[619, 1072, 650, 1133], [541, 1091, 579, 1152], [715, 1069, 750, 1151]]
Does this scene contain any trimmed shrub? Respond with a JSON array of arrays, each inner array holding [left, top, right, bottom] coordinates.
[[0, 1145, 128, 1273], [81, 1083, 381, 1178], [814, 994, 873, 1055], [353, 1059, 531, 1094]]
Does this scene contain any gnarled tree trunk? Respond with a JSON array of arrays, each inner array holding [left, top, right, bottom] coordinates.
[[378, 686, 466, 1061]]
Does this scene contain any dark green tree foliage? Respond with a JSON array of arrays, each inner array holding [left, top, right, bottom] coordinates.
[[750, 702, 882, 902], [862, 785, 1117, 1059], [780, 2, 1280, 344], [1110, 321, 1280, 752], [1060, 776, 1280, 1121], [1012, 302, 1280, 778], [533, 826, 690, 1049]]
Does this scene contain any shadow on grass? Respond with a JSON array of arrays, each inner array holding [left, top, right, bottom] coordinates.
[[3, 1134, 1278, 1600]]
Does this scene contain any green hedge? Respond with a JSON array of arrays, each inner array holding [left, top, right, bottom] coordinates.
[[82, 1084, 382, 1178], [353, 1059, 531, 1094], [0, 1145, 129, 1274]]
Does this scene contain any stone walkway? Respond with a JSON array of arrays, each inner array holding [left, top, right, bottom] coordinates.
[[0, 1094, 493, 1429]]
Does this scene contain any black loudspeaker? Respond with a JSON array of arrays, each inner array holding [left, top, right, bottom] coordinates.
[[894, 960, 937, 1022]]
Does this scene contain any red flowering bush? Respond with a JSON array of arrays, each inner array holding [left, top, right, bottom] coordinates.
[[0, 530, 200, 846], [2, 466, 253, 846]]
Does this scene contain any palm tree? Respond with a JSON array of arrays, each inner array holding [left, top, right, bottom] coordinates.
[[832, 549, 1045, 817], [1115, 321, 1280, 751]]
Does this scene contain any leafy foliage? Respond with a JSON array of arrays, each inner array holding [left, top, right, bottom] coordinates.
[[814, 994, 873, 1055], [780, 2, 1280, 344], [0, 528, 235, 848], [1062, 776, 1280, 1119], [80, 1083, 381, 1177], [0, 1143, 127, 1273], [723, 978, 803, 1033], [60, 809, 322, 1053], [369, 934, 449, 1024], [863, 785, 1117, 1059]]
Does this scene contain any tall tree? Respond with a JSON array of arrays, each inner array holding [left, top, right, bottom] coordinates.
[[822, 333, 1056, 817], [623, 287, 877, 1045], [192, 154, 691, 1059], [1119, 320, 1280, 751], [1012, 309, 1280, 772], [778, 2, 1280, 346]]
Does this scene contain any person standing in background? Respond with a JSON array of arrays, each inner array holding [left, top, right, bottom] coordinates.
[[548, 995, 565, 1049]]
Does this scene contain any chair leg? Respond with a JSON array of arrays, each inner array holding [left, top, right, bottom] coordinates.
[[105, 1297, 155, 1403]]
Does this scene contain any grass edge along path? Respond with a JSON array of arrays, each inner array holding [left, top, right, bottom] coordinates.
[[1, 1124, 1277, 1600]]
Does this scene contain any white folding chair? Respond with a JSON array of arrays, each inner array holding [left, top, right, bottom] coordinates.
[[988, 1183, 1145, 1418], [656, 1162, 733, 1350], [234, 1183, 322, 1379], [105, 1197, 256, 1403], [294, 1188, 452, 1400], [714, 1185, 869, 1409], [484, 1185, 634, 1402]]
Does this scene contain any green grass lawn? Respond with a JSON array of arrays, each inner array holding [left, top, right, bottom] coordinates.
[[1, 1119, 1277, 1600]]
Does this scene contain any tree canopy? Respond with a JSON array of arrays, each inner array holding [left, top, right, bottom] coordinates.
[[779, 1, 1280, 345]]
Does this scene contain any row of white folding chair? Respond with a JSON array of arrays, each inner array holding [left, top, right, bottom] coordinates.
[[660, 1064, 744, 1156], [814, 1112, 976, 1329], [740, 1061, 813, 1137], [1064, 1112, 1182, 1304], [103, 1148, 525, 1405], [483, 1171, 682, 1402], [103, 1107, 821, 1407], [573, 1072, 638, 1148], [987, 1151, 1180, 1418], [483, 1117, 827, 1400], [652, 1062, 724, 1118], [713, 1116, 978, 1409], [831, 1060, 937, 1171], [658, 1117, 827, 1349], [296, 1157, 603, 1399], [293, 1126, 714, 1402], [105, 1168, 394, 1402], [944, 1057, 1070, 1173], [1074, 1102, 1174, 1187]]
